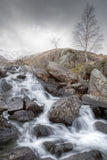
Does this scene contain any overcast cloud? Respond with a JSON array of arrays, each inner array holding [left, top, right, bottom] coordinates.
[[0, 0, 107, 57]]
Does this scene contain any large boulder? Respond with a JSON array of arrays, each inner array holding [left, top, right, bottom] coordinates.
[[88, 69, 107, 97], [9, 110, 34, 122], [7, 97, 24, 114], [61, 150, 103, 160], [47, 62, 77, 83], [49, 95, 81, 125]]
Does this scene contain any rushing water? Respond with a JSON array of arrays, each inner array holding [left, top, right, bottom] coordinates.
[[3, 68, 107, 159]]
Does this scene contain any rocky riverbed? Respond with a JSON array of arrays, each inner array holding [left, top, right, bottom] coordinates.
[[0, 49, 107, 160]]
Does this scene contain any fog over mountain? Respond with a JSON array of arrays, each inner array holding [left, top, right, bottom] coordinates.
[[0, 0, 107, 58]]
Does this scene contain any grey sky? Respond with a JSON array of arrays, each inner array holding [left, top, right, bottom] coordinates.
[[0, 0, 107, 56]]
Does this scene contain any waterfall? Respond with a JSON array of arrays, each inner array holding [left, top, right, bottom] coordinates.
[[3, 69, 107, 159]]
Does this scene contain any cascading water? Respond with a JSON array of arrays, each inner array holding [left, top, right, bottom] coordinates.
[[3, 68, 107, 159]]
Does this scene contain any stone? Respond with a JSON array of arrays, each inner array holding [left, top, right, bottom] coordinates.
[[17, 74, 26, 80], [44, 141, 73, 157], [0, 127, 17, 146], [49, 95, 81, 125], [33, 68, 50, 81], [61, 150, 103, 160], [0, 66, 7, 78], [7, 97, 23, 114], [0, 78, 12, 92], [82, 94, 107, 119], [88, 69, 107, 97], [24, 96, 43, 114], [34, 124, 53, 138], [71, 83, 88, 94], [95, 121, 107, 134], [82, 94, 107, 109], [0, 147, 38, 160], [9, 110, 34, 122], [80, 63, 94, 80], [0, 97, 8, 114], [41, 158, 55, 160], [65, 88, 76, 95], [47, 62, 77, 83]]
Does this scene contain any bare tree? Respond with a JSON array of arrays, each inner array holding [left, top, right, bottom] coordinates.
[[73, 3, 103, 63], [50, 37, 60, 49]]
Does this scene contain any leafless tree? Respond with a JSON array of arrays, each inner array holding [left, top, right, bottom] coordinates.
[[73, 3, 104, 63], [50, 37, 60, 49]]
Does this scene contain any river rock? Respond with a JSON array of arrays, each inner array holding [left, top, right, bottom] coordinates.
[[82, 94, 107, 109], [82, 94, 107, 119], [0, 78, 12, 92], [9, 110, 34, 122], [49, 95, 81, 125], [88, 69, 107, 97], [43, 141, 73, 157], [61, 150, 103, 160], [95, 121, 107, 134], [0, 127, 17, 146], [0, 98, 8, 114], [24, 96, 43, 114], [7, 97, 23, 114], [34, 124, 53, 138], [41, 158, 55, 160], [0, 66, 7, 78], [17, 74, 26, 80], [47, 62, 77, 83], [0, 147, 38, 160]]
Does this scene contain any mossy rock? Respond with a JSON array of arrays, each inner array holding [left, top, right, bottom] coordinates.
[[70, 64, 85, 76]]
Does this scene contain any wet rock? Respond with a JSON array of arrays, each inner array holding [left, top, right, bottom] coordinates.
[[41, 158, 55, 160], [0, 127, 17, 146], [44, 82, 70, 97], [0, 66, 7, 78], [61, 150, 103, 160], [24, 96, 43, 114], [17, 74, 26, 80], [82, 94, 107, 119], [0, 116, 11, 128], [82, 94, 107, 109], [7, 97, 23, 114], [49, 95, 81, 125], [88, 69, 107, 97], [95, 121, 107, 134], [43, 141, 73, 157], [9, 110, 34, 122], [0, 78, 12, 92], [47, 62, 77, 83], [0, 97, 7, 114], [0, 147, 38, 160], [34, 124, 53, 138]]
